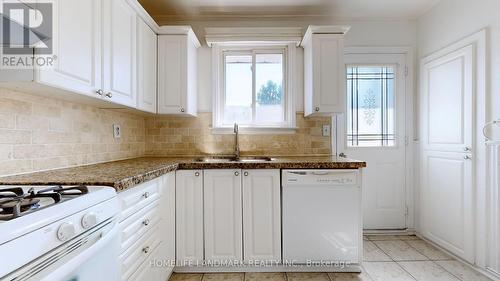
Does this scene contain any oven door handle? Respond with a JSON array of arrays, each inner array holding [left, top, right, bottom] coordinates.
[[38, 221, 120, 281]]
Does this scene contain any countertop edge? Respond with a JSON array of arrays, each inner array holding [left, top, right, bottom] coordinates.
[[0, 158, 366, 193]]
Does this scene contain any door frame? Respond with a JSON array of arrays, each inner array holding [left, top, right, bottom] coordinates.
[[419, 29, 487, 267], [333, 46, 415, 231]]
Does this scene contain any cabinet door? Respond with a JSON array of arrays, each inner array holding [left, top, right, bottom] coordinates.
[[102, 0, 137, 107], [204, 169, 243, 262], [159, 172, 175, 280], [137, 19, 157, 113], [157, 35, 187, 114], [242, 169, 281, 262], [176, 170, 204, 263], [305, 34, 344, 115], [37, 0, 102, 98]]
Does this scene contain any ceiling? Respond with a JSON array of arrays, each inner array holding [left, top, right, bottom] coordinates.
[[138, 0, 442, 23]]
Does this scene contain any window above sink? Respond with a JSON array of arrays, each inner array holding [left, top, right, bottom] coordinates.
[[206, 28, 301, 134]]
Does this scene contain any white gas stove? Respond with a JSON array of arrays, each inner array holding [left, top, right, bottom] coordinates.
[[0, 185, 120, 281]]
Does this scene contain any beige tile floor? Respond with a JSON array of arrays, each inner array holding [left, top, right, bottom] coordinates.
[[169, 235, 494, 281]]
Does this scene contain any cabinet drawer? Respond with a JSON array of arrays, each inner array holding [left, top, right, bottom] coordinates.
[[120, 224, 162, 281], [127, 242, 164, 281], [119, 200, 161, 253], [118, 178, 160, 221]]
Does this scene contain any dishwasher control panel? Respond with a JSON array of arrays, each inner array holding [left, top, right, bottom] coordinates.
[[282, 170, 359, 186]]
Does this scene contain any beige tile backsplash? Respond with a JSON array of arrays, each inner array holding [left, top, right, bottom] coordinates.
[[0, 89, 145, 176], [0, 89, 332, 176], [144, 113, 331, 157]]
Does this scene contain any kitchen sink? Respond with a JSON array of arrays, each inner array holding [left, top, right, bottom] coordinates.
[[193, 156, 275, 163]]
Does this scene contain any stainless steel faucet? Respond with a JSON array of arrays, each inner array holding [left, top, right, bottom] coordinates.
[[233, 123, 240, 159]]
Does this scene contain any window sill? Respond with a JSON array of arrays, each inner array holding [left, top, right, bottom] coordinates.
[[210, 127, 297, 135]]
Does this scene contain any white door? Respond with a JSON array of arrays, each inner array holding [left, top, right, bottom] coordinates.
[[204, 169, 243, 262], [242, 169, 281, 262], [339, 54, 407, 230], [420, 45, 474, 262], [136, 19, 157, 113], [37, 0, 102, 98], [102, 0, 137, 107], [175, 170, 204, 264]]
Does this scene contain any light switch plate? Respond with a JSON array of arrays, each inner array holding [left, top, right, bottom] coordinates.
[[113, 124, 121, 139], [322, 125, 331, 137]]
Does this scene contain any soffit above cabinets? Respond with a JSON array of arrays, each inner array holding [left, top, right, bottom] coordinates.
[[137, 0, 442, 23]]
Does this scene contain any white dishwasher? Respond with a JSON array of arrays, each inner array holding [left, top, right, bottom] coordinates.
[[282, 169, 362, 266]]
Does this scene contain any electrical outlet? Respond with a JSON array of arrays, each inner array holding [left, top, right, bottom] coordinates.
[[113, 124, 121, 139], [322, 125, 331, 137]]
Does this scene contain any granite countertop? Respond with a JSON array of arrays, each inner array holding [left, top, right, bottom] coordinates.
[[0, 156, 366, 192]]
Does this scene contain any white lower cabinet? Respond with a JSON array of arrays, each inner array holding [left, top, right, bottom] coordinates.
[[175, 169, 281, 267], [117, 173, 175, 281], [176, 170, 204, 264], [242, 169, 281, 262], [204, 170, 243, 262]]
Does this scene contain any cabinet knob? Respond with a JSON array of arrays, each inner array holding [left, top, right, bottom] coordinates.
[[95, 89, 103, 96], [315, 107, 320, 112], [195, 172, 200, 177], [143, 192, 150, 199], [180, 108, 185, 113], [464, 155, 472, 160], [244, 172, 249, 176], [105, 92, 113, 98], [464, 147, 471, 152], [142, 218, 150, 226], [234, 171, 239, 176], [142, 246, 150, 254]]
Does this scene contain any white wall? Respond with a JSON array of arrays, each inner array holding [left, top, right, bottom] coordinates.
[[418, 0, 500, 127], [189, 19, 417, 112]]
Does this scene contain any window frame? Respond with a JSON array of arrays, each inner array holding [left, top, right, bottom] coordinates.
[[212, 43, 296, 134]]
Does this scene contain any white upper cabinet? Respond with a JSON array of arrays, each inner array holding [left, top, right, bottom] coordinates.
[[157, 27, 200, 116], [301, 25, 350, 116], [137, 18, 158, 113], [102, 0, 137, 107], [36, 0, 102, 99], [242, 169, 281, 262]]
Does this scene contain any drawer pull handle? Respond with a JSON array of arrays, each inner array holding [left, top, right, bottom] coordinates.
[[142, 219, 150, 226], [142, 246, 150, 254], [143, 192, 150, 199]]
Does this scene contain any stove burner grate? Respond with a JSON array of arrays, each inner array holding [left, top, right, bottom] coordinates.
[[0, 185, 89, 221]]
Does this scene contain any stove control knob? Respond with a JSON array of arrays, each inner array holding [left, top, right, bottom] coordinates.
[[81, 212, 97, 229], [57, 222, 76, 242]]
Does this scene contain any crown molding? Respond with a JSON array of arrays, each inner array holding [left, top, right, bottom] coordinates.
[[205, 27, 303, 47], [156, 26, 202, 47], [300, 25, 351, 47]]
